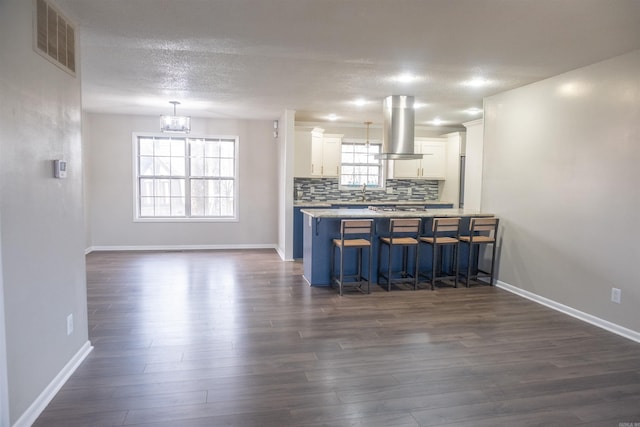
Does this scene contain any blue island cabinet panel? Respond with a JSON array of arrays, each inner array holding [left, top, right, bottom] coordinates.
[[302, 212, 482, 287], [302, 214, 338, 285], [302, 214, 418, 287]]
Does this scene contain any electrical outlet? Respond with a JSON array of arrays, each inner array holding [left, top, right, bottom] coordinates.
[[407, 187, 412, 196], [67, 314, 74, 335], [386, 187, 393, 194], [611, 287, 621, 304]]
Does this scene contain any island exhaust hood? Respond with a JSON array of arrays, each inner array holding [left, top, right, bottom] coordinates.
[[375, 95, 423, 160]]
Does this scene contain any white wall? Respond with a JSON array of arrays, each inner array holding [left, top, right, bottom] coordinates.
[[439, 132, 464, 207], [85, 114, 279, 249], [0, 226, 8, 427], [483, 49, 640, 333], [0, 0, 90, 423], [277, 110, 296, 260], [463, 119, 484, 211]]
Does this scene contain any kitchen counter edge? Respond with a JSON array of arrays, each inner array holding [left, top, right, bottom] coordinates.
[[300, 208, 493, 218]]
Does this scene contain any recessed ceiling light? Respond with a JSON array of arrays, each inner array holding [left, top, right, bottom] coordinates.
[[461, 77, 491, 87], [352, 99, 368, 107], [465, 107, 483, 115], [413, 102, 427, 109], [327, 114, 338, 121], [429, 118, 444, 126], [392, 72, 422, 83]]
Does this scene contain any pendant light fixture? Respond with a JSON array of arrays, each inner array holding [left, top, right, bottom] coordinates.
[[364, 121, 372, 146], [160, 101, 191, 133]]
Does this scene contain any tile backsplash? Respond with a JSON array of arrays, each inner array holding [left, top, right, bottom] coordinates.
[[294, 178, 439, 203]]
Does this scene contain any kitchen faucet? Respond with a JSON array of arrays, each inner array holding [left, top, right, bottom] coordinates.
[[360, 183, 367, 201]]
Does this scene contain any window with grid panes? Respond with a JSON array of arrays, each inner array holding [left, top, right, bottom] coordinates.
[[135, 134, 238, 221], [339, 140, 383, 188]]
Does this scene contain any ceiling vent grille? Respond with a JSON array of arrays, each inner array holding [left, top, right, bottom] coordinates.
[[34, 0, 76, 76]]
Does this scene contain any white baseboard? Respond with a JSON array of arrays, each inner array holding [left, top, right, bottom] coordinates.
[[496, 280, 640, 343], [85, 243, 278, 254], [13, 341, 93, 427]]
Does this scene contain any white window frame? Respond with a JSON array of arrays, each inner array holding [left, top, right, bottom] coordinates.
[[339, 138, 385, 190], [132, 132, 240, 222]]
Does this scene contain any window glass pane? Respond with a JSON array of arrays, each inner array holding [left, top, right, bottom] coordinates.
[[220, 180, 234, 197], [171, 197, 185, 216], [354, 152, 368, 163], [342, 152, 354, 163], [170, 140, 185, 157], [204, 179, 216, 196], [171, 157, 185, 176], [139, 179, 154, 197], [354, 145, 367, 154], [204, 198, 218, 216], [204, 158, 219, 177], [205, 140, 219, 157], [154, 198, 171, 216], [191, 179, 204, 197], [191, 158, 204, 176], [170, 179, 185, 196], [140, 197, 154, 216], [220, 198, 234, 216], [155, 139, 171, 156], [139, 139, 154, 156], [220, 159, 234, 176], [220, 140, 235, 157], [191, 198, 204, 216], [154, 157, 171, 176], [154, 179, 170, 197], [190, 139, 204, 158], [139, 156, 154, 175]]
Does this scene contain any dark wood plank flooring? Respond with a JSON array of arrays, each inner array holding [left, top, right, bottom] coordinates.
[[34, 249, 640, 426]]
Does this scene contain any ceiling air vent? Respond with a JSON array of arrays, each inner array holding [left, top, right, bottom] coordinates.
[[34, 0, 76, 76]]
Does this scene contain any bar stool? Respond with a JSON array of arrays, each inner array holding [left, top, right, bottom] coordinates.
[[378, 218, 421, 291], [418, 217, 461, 290], [459, 217, 499, 287], [330, 219, 374, 295]]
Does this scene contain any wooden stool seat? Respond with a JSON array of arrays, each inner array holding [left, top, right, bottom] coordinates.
[[380, 237, 419, 245], [333, 238, 371, 248]]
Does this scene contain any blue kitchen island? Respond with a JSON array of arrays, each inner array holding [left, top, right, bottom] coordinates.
[[301, 208, 495, 287]]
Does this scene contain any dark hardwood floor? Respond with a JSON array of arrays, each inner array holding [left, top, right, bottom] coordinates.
[[35, 249, 640, 426]]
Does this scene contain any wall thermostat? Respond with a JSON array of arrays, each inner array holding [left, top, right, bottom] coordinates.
[[54, 160, 67, 178]]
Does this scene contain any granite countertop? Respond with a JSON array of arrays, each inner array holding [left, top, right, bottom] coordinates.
[[294, 200, 453, 207], [300, 208, 493, 218]]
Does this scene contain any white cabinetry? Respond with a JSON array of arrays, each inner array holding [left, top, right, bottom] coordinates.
[[392, 138, 446, 179], [294, 130, 313, 177], [311, 131, 341, 177]]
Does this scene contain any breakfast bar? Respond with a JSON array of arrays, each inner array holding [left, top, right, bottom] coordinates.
[[301, 208, 495, 287]]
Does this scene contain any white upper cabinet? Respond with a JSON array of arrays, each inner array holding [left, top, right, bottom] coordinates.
[[391, 138, 447, 179], [294, 130, 313, 177], [310, 132, 341, 177]]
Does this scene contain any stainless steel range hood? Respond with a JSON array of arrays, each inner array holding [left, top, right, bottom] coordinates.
[[375, 95, 423, 160]]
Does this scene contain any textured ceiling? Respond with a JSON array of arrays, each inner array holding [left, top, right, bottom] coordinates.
[[57, 0, 640, 130]]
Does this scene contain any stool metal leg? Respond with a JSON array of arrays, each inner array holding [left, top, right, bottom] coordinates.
[[465, 243, 473, 287], [387, 243, 392, 292], [339, 246, 344, 296]]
